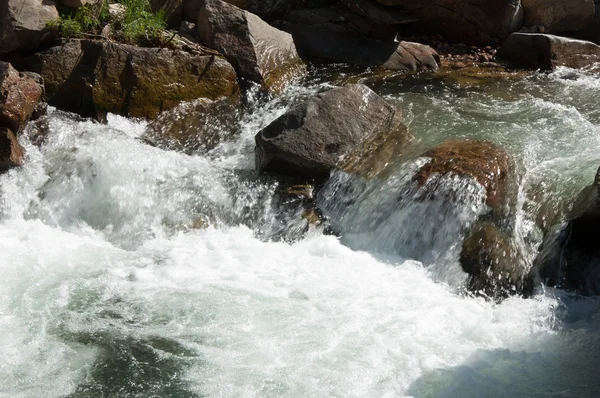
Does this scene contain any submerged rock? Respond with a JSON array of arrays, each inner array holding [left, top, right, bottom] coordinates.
[[497, 33, 600, 70], [143, 97, 242, 155], [460, 220, 529, 299], [8, 39, 239, 120], [532, 168, 600, 295], [0, 127, 25, 172], [521, 0, 594, 34], [412, 140, 512, 211], [197, 0, 305, 94], [255, 84, 412, 179], [0, 0, 59, 55], [0, 62, 43, 134]]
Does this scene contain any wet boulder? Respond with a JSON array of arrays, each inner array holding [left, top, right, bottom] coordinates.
[[497, 33, 600, 70], [9, 39, 239, 120], [143, 96, 242, 155], [521, 0, 595, 34], [255, 84, 411, 179], [0, 127, 25, 172], [0, 0, 59, 55], [373, 0, 523, 45], [280, 8, 439, 71], [460, 221, 529, 299], [197, 0, 305, 94], [532, 168, 600, 295], [0, 62, 43, 133], [412, 140, 513, 212], [578, 1, 600, 44]]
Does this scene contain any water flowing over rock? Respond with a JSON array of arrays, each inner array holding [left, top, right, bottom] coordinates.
[[0, 62, 43, 134], [0, 0, 59, 55], [412, 140, 512, 211], [8, 39, 239, 120], [0, 127, 24, 172], [255, 84, 411, 179], [498, 33, 600, 70], [521, 0, 595, 34], [280, 9, 439, 70], [373, 0, 523, 45], [532, 169, 600, 295], [197, 0, 305, 94]]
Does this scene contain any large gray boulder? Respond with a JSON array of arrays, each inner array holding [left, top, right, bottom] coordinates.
[[0, 62, 43, 134], [8, 39, 239, 120], [0, 0, 59, 55], [498, 33, 600, 70], [255, 84, 411, 179], [373, 0, 523, 45], [197, 0, 305, 94], [521, 0, 595, 34]]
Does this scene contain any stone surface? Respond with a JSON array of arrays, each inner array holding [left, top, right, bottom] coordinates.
[[339, 0, 417, 25], [0, 0, 59, 55], [497, 32, 600, 70], [9, 39, 239, 120], [522, 0, 594, 34], [578, 2, 600, 44], [281, 20, 439, 71], [460, 221, 528, 299], [532, 169, 600, 295], [412, 140, 512, 210], [62, 0, 101, 8], [143, 97, 242, 154], [373, 0, 523, 45], [255, 84, 410, 179], [0, 62, 43, 134], [151, 0, 184, 28], [197, 0, 305, 94], [0, 127, 25, 172]]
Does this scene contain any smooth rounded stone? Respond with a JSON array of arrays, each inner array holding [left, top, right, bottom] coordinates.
[[255, 84, 412, 179], [532, 170, 600, 295], [373, 0, 523, 45], [497, 33, 600, 70], [61, 0, 101, 8], [412, 140, 512, 211], [0, 127, 25, 172], [0, 0, 59, 55], [0, 62, 43, 134], [197, 0, 306, 94], [7, 39, 240, 120], [460, 221, 530, 299], [143, 97, 242, 155], [522, 0, 595, 34], [339, 0, 417, 25]]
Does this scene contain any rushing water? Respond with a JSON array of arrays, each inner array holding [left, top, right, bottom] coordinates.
[[1, 67, 600, 397]]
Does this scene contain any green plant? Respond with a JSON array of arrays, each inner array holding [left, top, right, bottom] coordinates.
[[117, 0, 167, 45], [60, 17, 83, 38]]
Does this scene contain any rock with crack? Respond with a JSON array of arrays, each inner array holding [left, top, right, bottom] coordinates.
[[0, 0, 59, 55], [0, 62, 43, 134], [255, 84, 412, 179], [497, 32, 600, 70], [197, 0, 305, 94], [7, 39, 240, 120]]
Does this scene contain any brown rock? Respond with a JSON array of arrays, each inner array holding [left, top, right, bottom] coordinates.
[[0, 127, 24, 172], [0, 62, 43, 133], [497, 33, 600, 70], [8, 39, 239, 120], [198, 0, 305, 94], [413, 140, 512, 210], [0, 0, 59, 55], [522, 0, 594, 34]]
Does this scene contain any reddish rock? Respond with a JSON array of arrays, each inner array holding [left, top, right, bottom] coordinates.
[[0, 62, 43, 133], [0, 127, 25, 172]]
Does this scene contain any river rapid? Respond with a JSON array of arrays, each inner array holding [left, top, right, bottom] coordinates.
[[1, 66, 600, 397]]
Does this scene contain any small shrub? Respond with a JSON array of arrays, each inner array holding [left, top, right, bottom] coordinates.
[[117, 0, 166, 46], [60, 17, 83, 38]]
